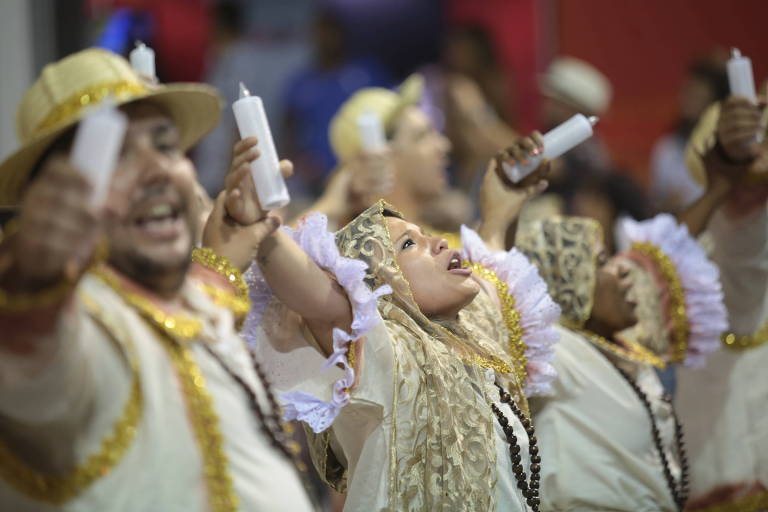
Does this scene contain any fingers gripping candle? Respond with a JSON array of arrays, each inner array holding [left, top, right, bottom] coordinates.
[[357, 111, 386, 151], [232, 82, 290, 210], [503, 114, 599, 183], [70, 100, 128, 208]]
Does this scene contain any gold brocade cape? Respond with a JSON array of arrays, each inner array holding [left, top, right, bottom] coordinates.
[[307, 200, 523, 510]]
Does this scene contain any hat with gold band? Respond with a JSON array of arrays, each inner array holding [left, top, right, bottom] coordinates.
[[329, 74, 423, 164], [0, 47, 222, 207]]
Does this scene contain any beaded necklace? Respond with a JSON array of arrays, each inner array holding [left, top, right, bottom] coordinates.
[[612, 365, 689, 510], [491, 382, 542, 511], [577, 326, 689, 509]]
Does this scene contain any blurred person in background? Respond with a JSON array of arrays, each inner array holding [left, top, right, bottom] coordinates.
[[649, 54, 729, 214], [0, 48, 314, 511], [676, 91, 768, 511], [570, 172, 652, 255], [281, 5, 393, 197], [420, 25, 519, 191], [302, 74, 475, 246], [538, 56, 613, 207], [195, 0, 309, 197]]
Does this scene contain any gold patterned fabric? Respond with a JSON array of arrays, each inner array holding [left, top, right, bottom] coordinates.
[[302, 200, 523, 510], [516, 216, 603, 327]]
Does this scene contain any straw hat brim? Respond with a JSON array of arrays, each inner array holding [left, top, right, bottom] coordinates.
[[0, 83, 222, 208]]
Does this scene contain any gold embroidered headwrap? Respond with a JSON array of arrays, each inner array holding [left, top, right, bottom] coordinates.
[[516, 216, 603, 327], [307, 200, 521, 510]]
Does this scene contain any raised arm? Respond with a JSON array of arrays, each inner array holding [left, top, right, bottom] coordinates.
[[692, 97, 768, 335], [0, 155, 98, 348], [206, 137, 352, 355], [477, 134, 550, 251], [677, 97, 767, 236]]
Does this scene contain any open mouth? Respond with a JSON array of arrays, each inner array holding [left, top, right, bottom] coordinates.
[[132, 201, 184, 240], [447, 251, 472, 276]]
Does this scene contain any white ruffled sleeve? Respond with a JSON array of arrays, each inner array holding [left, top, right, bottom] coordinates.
[[241, 213, 391, 433], [460, 226, 561, 396], [619, 214, 728, 367]]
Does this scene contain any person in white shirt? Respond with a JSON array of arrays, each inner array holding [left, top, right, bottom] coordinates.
[[0, 48, 315, 512]]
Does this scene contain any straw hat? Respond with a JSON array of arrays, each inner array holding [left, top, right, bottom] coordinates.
[[329, 74, 423, 164], [540, 57, 612, 116], [0, 47, 222, 207]]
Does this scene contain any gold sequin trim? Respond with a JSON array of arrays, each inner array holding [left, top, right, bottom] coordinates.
[[198, 283, 251, 319], [192, 247, 249, 299], [0, 278, 73, 313], [93, 266, 239, 511], [722, 320, 768, 351], [0, 293, 143, 504], [631, 242, 689, 364], [695, 491, 768, 512], [33, 81, 148, 138], [573, 325, 667, 369], [347, 340, 357, 370], [157, 331, 239, 511], [92, 267, 202, 340], [464, 262, 526, 386]]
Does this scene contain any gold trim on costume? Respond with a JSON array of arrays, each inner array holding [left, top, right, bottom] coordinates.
[[572, 325, 667, 369], [92, 267, 202, 340], [198, 283, 250, 319], [192, 247, 249, 299], [0, 293, 143, 504], [33, 81, 147, 138], [695, 491, 768, 512], [464, 261, 527, 386], [631, 242, 689, 363], [722, 323, 768, 351], [157, 331, 239, 512], [93, 266, 239, 511]]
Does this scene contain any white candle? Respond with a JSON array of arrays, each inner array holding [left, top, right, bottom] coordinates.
[[357, 111, 386, 151], [129, 41, 156, 80], [503, 114, 598, 183], [727, 48, 757, 103], [232, 82, 290, 210], [70, 100, 128, 208]]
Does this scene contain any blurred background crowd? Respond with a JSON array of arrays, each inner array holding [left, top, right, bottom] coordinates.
[[1, 0, 767, 509], [2, 0, 767, 238]]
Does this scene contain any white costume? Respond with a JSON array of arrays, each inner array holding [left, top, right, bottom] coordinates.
[[0, 267, 314, 512], [676, 208, 768, 507]]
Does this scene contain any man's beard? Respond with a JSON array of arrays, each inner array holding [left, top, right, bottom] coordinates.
[[108, 240, 193, 296]]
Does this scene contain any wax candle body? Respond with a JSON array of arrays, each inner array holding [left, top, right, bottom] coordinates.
[[129, 42, 156, 80], [503, 114, 598, 183], [727, 48, 757, 103], [357, 112, 386, 151], [70, 102, 128, 208], [232, 83, 290, 210]]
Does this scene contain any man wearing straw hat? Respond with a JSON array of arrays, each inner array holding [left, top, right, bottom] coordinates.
[[0, 48, 314, 511]]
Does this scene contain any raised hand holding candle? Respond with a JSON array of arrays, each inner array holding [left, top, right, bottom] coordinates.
[[232, 82, 290, 210], [503, 114, 598, 183], [357, 111, 386, 151], [70, 100, 128, 208], [129, 41, 156, 81]]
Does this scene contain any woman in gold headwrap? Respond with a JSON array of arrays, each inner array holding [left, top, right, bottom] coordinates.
[[220, 131, 561, 510], [516, 208, 727, 511]]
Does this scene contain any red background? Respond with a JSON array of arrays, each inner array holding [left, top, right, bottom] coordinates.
[[452, 0, 768, 184]]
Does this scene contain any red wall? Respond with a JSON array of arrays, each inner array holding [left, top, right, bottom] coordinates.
[[557, 0, 768, 183]]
